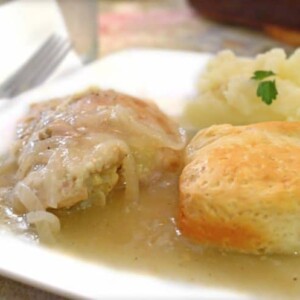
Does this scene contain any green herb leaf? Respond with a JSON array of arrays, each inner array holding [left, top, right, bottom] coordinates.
[[256, 80, 278, 105], [251, 70, 276, 80]]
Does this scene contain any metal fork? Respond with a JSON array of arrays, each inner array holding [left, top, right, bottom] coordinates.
[[0, 34, 71, 99]]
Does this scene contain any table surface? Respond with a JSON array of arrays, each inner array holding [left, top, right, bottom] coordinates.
[[0, 0, 296, 299], [0, 276, 67, 300]]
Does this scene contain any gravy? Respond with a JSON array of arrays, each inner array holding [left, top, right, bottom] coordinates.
[[47, 179, 300, 299]]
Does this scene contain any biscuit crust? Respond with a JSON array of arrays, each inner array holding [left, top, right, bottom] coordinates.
[[180, 122, 300, 254]]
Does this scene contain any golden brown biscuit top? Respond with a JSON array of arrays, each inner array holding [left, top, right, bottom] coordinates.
[[179, 122, 300, 254]]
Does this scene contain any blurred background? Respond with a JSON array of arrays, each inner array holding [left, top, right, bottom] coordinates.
[[98, 0, 296, 57], [0, 0, 298, 64], [58, 0, 299, 62]]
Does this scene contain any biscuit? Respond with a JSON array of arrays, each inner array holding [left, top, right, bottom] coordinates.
[[179, 122, 300, 254]]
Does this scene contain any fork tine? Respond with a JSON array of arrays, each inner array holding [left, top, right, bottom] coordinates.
[[28, 40, 71, 89], [9, 36, 70, 97], [7, 35, 66, 96], [6, 39, 61, 97], [1, 34, 71, 98], [1, 34, 58, 90]]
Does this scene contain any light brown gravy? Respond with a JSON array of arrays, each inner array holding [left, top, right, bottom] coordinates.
[[46, 179, 300, 299]]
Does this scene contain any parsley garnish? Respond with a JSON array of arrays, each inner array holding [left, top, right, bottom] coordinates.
[[256, 80, 278, 105], [251, 70, 276, 81], [251, 70, 278, 105]]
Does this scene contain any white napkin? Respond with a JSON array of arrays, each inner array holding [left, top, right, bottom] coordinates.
[[0, 0, 81, 95]]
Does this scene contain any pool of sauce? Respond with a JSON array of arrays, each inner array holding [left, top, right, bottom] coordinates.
[[44, 179, 300, 300]]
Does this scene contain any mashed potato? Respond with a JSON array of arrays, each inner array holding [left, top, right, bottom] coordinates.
[[184, 49, 300, 129]]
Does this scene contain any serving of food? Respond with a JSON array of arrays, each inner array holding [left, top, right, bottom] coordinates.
[[1, 48, 300, 299], [184, 49, 300, 128], [0, 88, 185, 241]]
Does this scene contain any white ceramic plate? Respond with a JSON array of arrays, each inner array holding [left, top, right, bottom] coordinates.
[[0, 49, 251, 299]]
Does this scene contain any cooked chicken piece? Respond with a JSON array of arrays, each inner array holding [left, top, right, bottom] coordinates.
[[2, 89, 186, 213]]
